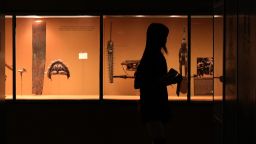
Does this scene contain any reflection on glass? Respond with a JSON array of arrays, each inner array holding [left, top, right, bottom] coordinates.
[[191, 16, 214, 101], [5, 16, 100, 100], [103, 15, 188, 100]]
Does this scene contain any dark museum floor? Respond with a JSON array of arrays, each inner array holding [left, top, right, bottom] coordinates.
[[2, 100, 217, 144]]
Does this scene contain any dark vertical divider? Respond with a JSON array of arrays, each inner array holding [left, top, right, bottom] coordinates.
[[12, 15, 16, 101]]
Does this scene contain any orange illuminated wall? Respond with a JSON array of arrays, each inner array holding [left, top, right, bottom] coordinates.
[[103, 17, 188, 96], [0, 16, 5, 100], [103, 17, 223, 96]]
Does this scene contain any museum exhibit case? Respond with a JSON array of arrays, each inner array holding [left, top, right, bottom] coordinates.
[[190, 15, 223, 101], [4, 15, 100, 100], [1, 15, 223, 101], [103, 15, 189, 100]]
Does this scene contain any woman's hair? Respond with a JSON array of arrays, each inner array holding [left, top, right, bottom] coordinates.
[[145, 23, 169, 54]]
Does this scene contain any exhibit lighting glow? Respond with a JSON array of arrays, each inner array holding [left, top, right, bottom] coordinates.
[[16, 15, 96, 18], [168, 15, 187, 18], [35, 20, 43, 23], [6, 15, 43, 19], [214, 15, 223, 18], [169, 15, 180, 18], [135, 15, 145, 17], [22, 15, 43, 18]]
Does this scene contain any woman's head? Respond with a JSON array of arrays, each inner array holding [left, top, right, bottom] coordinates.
[[146, 23, 169, 53]]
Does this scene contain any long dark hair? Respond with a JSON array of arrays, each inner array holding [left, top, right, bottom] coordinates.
[[143, 23, 169, 57], [134, 23, 169, 88]]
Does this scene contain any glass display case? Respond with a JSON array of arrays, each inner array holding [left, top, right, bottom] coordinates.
[[103, 15, 188, 100], [2, 16, 13, 100], [5, 15, 100, 100], [1, 15, 223, 101], [191, 16, 223, 101]]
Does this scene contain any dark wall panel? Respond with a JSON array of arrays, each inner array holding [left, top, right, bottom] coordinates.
[[237, 14, 255, 144], [224, 0, 256, 144], [224, 0, 238, 144], [224, 14, 238, 144], [3, 101, 214, 144]]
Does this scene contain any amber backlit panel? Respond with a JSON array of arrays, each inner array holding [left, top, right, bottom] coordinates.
[[103, 16, 188, 97], [5, 17, 100, 97]]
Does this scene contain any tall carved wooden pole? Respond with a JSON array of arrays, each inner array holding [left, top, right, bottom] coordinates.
[[32, 20, 46, 95], [107, 22, 114, 83]]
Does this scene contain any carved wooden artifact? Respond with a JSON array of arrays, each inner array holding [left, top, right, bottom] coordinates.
[[32, 21, 46, 95]]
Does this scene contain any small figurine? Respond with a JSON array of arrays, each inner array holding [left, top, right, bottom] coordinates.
[[179, 38, 188, 77]]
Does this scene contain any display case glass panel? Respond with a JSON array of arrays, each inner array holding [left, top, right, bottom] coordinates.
[[2, 15, 223, 101], [4, 16, 13, 100], [0, 15, 7, 100], [191, 16, 214, 101], [103, 15, 188, 100], [5, 16, 100, 100], [213, 15, 223, 101]]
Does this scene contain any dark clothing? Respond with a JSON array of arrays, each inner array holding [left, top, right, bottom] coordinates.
[[136, 51, 170, 123]]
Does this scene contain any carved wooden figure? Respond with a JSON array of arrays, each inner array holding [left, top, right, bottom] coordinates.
[[32, 20, 46, 95]]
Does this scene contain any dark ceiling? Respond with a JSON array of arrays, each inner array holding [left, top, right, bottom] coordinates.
[[0, 0, 215, 15]]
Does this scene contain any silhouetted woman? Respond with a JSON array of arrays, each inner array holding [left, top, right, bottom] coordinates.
[[134, 23, 171, 144]]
